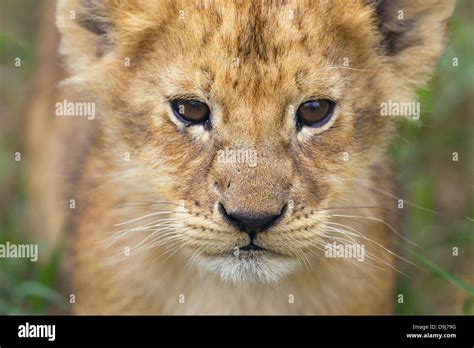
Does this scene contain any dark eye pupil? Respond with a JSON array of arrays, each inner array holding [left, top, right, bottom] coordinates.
[[171, 99, 210, 124], [297, 99, 334, 127]]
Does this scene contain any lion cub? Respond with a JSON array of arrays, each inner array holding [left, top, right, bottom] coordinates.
[[28, 0, 453, 314]]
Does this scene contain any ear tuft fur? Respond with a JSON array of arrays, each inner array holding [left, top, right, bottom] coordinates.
[[370, 0, 455, 55], [77, 0, 112, 36], [368, 0, 455, 86], [57, 0, 115, 64], [76, 0, 114, 56]]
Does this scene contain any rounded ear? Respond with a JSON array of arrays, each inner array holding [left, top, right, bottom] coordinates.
[[56, 0, 116, 77], [371, 0, 455, 87]]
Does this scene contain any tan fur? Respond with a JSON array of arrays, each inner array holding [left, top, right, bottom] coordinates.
[[27, 0, 454, 314]]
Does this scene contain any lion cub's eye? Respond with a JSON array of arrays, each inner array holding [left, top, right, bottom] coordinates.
[[296, 99, 335, 128], [170, 99, 210, 125]]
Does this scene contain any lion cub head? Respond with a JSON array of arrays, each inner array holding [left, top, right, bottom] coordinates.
[[57, 0, 453, 282]]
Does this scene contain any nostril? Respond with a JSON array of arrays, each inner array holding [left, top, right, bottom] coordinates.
[[218, 203, 286, 234], [229, 213, 280, 232]]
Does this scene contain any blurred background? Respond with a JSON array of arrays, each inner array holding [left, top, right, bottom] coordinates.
[[0, 0, 473, 314]]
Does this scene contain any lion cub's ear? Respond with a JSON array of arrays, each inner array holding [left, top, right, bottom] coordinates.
[[56, 0, 157, 84], [371, 0, 455, 87], [56, 0, 116, 72]]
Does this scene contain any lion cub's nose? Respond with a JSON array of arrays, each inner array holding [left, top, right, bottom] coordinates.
[[218, 203, 286, 235]]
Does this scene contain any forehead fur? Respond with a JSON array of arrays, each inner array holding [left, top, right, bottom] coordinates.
[[110, 0, 389, 134], [132, 0, 378, 58], [119, 0, 382, 85], [68, 0, 384, 87], [59, 0, 453, 104]]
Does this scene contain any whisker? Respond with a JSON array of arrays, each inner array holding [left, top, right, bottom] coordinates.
[[354, 178, 440, 216], [319, 228, 402, 274], [326, 213, 419, 248], [320, 223, 421, 272], [318, 205, 398, 214], [116, 200, 183, 208], [113, 211, 188, 227], [311, 232, 387, 275], [186, 245, 207, 269], [110, 217, 185, 236], [104, 218, 188, 245]]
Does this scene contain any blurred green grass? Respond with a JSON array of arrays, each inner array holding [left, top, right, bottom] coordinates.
[[0, 0, 473, 314], [0, 142, 67, 314], [391, 1, 474, 314], [0, 0, 67, 314]]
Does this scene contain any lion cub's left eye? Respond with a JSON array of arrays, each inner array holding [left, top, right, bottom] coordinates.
[[170, 99, 210, 125], [296, 99, 335, 128]]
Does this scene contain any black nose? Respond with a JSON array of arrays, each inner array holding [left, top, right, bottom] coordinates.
[[219, 203, 286, 235]]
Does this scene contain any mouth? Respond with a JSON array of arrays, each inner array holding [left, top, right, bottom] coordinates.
[[239, 243, 265, 252], [196, 245, 298, 283]]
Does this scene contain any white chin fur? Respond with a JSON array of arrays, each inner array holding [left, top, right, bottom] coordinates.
[[196, 252, 298, 284]]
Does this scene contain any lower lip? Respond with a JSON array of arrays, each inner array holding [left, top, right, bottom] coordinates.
[[239, 244, 265, 251]]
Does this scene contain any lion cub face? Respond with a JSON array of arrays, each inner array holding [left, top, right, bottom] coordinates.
[[58, 0, 453, 282]]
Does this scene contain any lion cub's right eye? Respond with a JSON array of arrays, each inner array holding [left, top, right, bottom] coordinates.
[[170, 99, 210, 125]]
